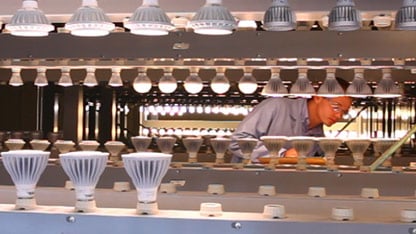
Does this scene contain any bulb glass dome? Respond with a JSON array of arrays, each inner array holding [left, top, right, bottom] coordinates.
[[238, 73, 258, 94], [210, 72, 230, 94], [133, 72, 152, 93], [184, 72, 204, 94], [158, 72, 177, 94]]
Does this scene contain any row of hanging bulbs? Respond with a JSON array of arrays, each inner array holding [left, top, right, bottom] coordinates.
[[6, 0, 416, 37], [7, 66, 401, 98]]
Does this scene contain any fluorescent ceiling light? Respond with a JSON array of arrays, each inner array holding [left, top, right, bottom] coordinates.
[[6, 0, 54, 37], [263, 0, 296, 31], [124, 0, 174, 36], [189, 0, 237, 35], [65, 0, 115, 37], [328, 0, 361, 31]]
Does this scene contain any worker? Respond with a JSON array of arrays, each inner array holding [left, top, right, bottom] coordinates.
[[229, 81, 352, 163]]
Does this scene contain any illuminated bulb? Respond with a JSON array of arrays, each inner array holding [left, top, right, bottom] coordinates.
[[34, 68, 48, 87], [1, 150, 50, 210], [184, 72, 203, 94], [83, 68, 98, 87], [122, 152, 172, 215], [210, 72, 230, 94], [65, 0, 115, 37], [133, 71, 152, 93], [58, 68, 73, 87], [9, 68, 23, 87], [158, 72, 177, 94], [108, 68, 123, 87], [238, 73, 258, 94], [60, 151, 109, 212]]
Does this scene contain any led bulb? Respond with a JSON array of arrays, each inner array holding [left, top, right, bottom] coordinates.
[[262, 72, 288, 97], [238, 73, 258, 94], [133, 71, 152, 93], [9, 68, 23, 87], [210, 72, 230, 94], [184, 72, 203, 94], [34, 68, 48, 87], [158, 72, 177, 94], [108, 68, 123, 87], [83, 68, 98, 87], [317, 70, 345, 97]]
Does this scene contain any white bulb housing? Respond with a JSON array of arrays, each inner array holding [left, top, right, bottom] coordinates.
[[158, 73, 177, 94], [133, 72, 152, 93], [184, 72, 204, 94], [238, 73, 258, 94], [210, 73, 230, 94]]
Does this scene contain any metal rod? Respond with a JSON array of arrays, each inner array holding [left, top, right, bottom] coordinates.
[[369, 123, 416, 171]]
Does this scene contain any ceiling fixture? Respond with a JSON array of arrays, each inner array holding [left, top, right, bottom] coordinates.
[[395, 0, 416, 30], [34, 68, 48, 87], [346, 68, 372, 97], [108, 68, 123, 87], [83, 68, 98, 87], [328, 0, 361, 31], [189, 0, 237, 35], [184, 71, 204, 94], [9, 68, 23, 87], [158, 71, 177, 94], [133, 70, 153, 93], [290, 69, 315, 97], [263, 0, 296, 31], [58, 68, 73, 87], [374, 68, 401, 98], [124, 0, 174, 36], [238, 72, 258, 94], [6, 0, 54, 37], [317, 68, 344, 97], [261, 69, 288, 97], [65, 0, 115, 37]]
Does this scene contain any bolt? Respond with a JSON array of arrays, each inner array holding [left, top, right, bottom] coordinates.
[[231, 222, 242, 229], [337, 53, 343, 58], [337, 173, 343, 177], [408, 228, 416, 234], [175, 170, 181, 174], [66, 216, 76, 223]]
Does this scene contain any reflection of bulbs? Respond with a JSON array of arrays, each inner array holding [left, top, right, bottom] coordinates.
[[83, 68, 98, 87], [108, 68, 123, 87], [131, 136, 152, 152], [34, 68, 48, 87], [158, 72, 177, 93], [2, 150, 50, 210], [133, 71, 152, 93], [210, 72, 230, 94], [238, 73, 258, 94], [122, 152, 172, 215], [184, 72, 203, 94], [60, 151, 109, 212]]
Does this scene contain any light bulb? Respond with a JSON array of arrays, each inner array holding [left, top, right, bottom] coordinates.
[[9, 68, 23, 87], [156, 136, 176, 154], [182, 137, 203, 162], [158, 72, 177, 94], [131, 136, 152, 152], [78, 140, 100, 151], [346, 70, 372, 97], [104, 141, 125, 162], [184, 72, 203, 94], [83, 68, 98, 87], [317, 69, 345, 97], [238, 73, 258, 94], [108, 68, 123, 87], [58, 68, 73, 87], [263, 0, 296, 31], [122, 152, 172, 215], [1, 150, 50, 210], [328, 0, 361, 31], [290, 71, 315, 97], [133, 71, 152, 93], [374, 69, 401, 98], [210, 72, 230, 94], [60, 151, 109, 212], [34, 68, 48, 87], [261, 72, 288, 97]]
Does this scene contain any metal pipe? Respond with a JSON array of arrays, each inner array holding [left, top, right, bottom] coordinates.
[[369, 123, 416, 171]]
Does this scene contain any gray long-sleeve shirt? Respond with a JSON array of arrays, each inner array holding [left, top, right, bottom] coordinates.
[[229, 97, 324, 162]]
